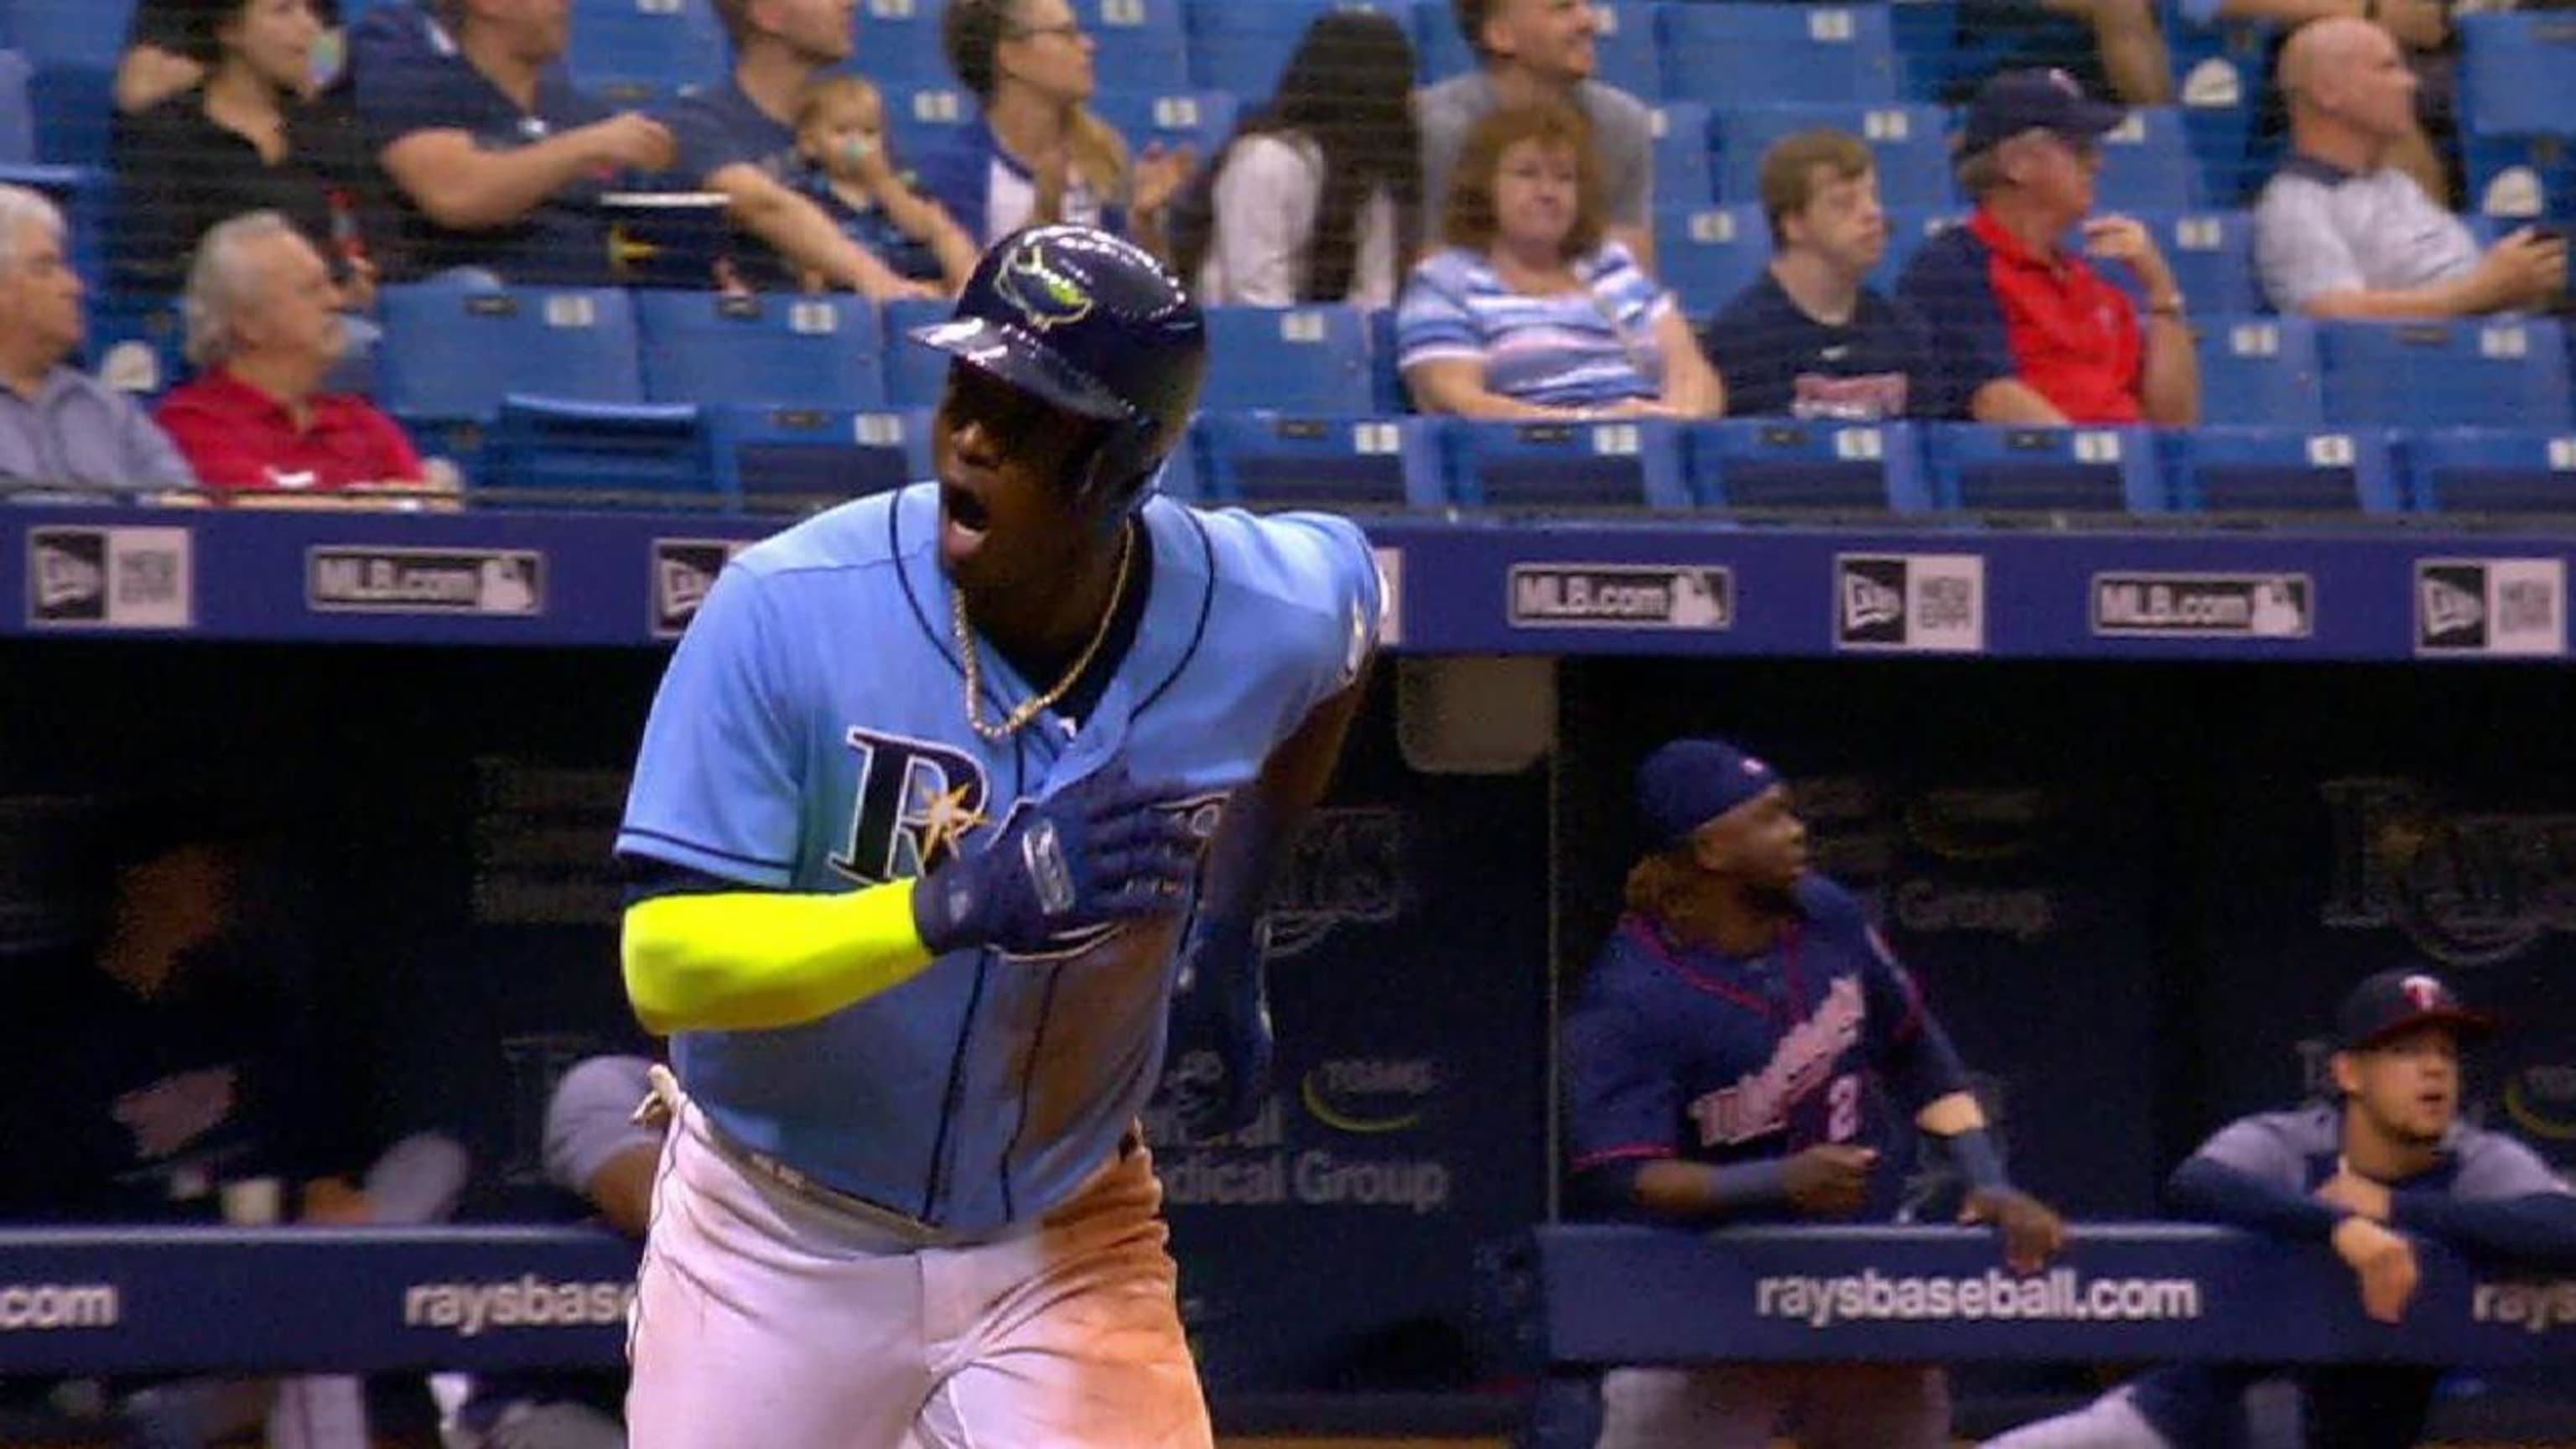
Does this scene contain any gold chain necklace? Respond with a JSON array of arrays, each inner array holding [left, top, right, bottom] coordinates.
[[953, 522, 1135, 743]]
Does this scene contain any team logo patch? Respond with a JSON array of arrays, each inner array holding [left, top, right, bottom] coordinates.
[[996, 239, 1095, 332]]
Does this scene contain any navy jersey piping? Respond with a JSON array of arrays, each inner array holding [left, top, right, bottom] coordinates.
[[995, 958, 1070, 1222], [1135, 507, 1220, 718], [917, 738, 1029, 1222]]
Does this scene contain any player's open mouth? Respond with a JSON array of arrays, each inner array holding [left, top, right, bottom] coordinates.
[[943, 482, 991, 537]]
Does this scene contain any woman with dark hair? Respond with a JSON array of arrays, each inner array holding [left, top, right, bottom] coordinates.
[[110, 0, 391, 299], [1169, 9, 1422, 308], [913, 0, 1194, 256]]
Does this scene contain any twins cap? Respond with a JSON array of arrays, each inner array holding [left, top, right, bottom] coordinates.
[[1636, 738, 1782, 847], [1960, 67, 2128, 158], [2336, 968, 2495, 1051]]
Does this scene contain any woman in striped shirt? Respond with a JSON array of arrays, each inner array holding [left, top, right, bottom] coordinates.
[[1396, 97, 1726, 420]]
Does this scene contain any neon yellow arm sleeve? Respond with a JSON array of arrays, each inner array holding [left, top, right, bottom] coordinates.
[[621, 880, 937, 1036]]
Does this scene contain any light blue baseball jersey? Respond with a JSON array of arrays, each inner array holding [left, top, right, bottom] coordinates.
[[616, 482, 1380, 1234]]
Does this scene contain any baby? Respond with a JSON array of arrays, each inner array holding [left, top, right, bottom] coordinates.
[[793, 75, 977, 295]]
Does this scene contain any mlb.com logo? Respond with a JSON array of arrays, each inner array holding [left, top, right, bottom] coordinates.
[[1835, 554, 1986, 652], [2415, 558, 2564, 657]]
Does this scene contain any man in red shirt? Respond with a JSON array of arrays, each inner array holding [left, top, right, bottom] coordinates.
[[1897, 69, 2199, 427], [156, 210, 440, 505]]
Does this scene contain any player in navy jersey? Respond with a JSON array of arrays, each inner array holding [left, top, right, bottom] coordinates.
[[612, 224, 1379, 1448], [1563, 735, 2065, 1449], [1984, 969, 2576, 1449]]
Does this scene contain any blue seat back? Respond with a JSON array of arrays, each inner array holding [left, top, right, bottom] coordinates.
[[2458, 13, 2576, 139], [709, 405, 933, 510], [2168, 426, 2401, 514], [569, 0, 725, 102], [1927, 423, 2164, 513], [378, 283, 644, 423], [2402, 429, 2576, 514], [1714, 103, 1952, 210], [1202, 304, 1374, 414], [1654, 205, 1771, 317], [1192, 413, 1440, 508], [1684, 419, 1932, 512], [1650, 102, 1715, 211], [1659, 5, 1897, 106], [2319, 319, 2573, 430], [1441, 418, 1690, 509], [2093, 106, 2201, 211], [636, 292, 887, 410], [2194, 314, 2324, 428]]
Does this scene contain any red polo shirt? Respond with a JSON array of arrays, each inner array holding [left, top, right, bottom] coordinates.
[[153, 368, 424, 496], [1895, 208, 2144, 423]]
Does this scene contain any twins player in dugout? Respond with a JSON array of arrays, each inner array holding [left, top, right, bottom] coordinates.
[[610, 223, 1384, 1448], [1563, 737, 2070, 1449]]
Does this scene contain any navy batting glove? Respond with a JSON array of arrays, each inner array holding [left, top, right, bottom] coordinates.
[[913, 763, 1197, 957], [1166, 910, 1272, 1138]]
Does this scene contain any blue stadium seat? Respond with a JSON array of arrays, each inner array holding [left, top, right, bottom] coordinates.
[[1654, 205, 1771, 317], [29, 62, 112, 169], [1591, 2, 1665, 102], [569, 0, 725, 104], [2167, 3, 2277, 206], [1202, 304, 1374, 414], [881, 296, 955, 409], [1682, 419, 1934, 512], [2164, 426, 2402, 514], [1436, 418, 1690, 509], [2094, 107, 2201, 212], [377, 282, 646, 426], [481, 396, 724, 506], [1082, 0, 1194, 97], [2458, 13, 2576, 141], [1925, 423, 2165, 512], [1191, 413, 1443, 508], [1868, 210, 1964, 292], [1885, 0, 1971, 102], [2462, 134, 2576, 223], [880, 84, 979, 175], [85, 293, 188, 401], [2137, 210, 2262, 315], [708, 405, 934, 510], [635, 292, 887, 410], [1367, 306, 1405, 414], [0, 49, 30, 164], [1650, 102, 1715, 212], [1412, 0, 1473, 84], [2194, 314, 2324, 428], [2401, 428, 2576, 514], [1713, 103, 1952, 210], [1188, 0, 1404, 106], [1088, 91, 1238, 161], [854, 0, 953, 86], [1659, 5, 1898, 106], [2319, 319, 2573, 430], [7, 0, 136, 68]]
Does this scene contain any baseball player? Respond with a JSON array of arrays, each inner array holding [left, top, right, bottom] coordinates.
[[1984, 968, 2576, 1449], [1562, 736, 2067, 1449], [611, 223, 1381, 1449]]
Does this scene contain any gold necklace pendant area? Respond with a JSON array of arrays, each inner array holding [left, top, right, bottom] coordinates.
[[953, 523, 1135, 743]]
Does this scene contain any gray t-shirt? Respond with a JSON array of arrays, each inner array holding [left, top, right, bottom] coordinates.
[[543, 1054, 662, 1199], [2253, 153, 2484, 313], [1417, 73, 1654, 229], [0, 367, 197, 495], [2195, 1103, 2570, 1202]]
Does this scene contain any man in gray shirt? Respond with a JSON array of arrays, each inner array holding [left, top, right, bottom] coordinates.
[[1417, 0, 1655, 267], [0, 185, 198, 499], [1985, 968, 2576, 1448], [2253, 18, 2565, 317]]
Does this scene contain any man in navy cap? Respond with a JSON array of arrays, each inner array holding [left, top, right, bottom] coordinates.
[[1561, 736, 2065, 1449], [1985, 968, 2576, 1448], [1897, 68, 2200, 427]]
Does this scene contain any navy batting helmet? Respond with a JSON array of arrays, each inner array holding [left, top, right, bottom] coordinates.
[[911, 224, 1206, 512]]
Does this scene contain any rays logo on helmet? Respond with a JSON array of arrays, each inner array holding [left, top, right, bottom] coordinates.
[[997, 239, 1095, 332]]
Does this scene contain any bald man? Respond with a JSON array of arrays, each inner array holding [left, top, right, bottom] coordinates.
[[2252, 17, 2564, 318]]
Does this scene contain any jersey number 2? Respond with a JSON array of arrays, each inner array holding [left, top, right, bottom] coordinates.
[[1826, 1073, 1862, 1142]]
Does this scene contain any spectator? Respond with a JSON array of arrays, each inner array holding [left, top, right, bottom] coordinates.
[[1396, 100, 1724, 420], [118, 0, 343, 115], [1983, 969, 2576, 1449], [1167, 9, 1422, 309], [1966, 0, 2174, 107], [789, 75, 978, 293], [658, 0, 944, 301], [1897, 70, 2199, 425], [155, 213, 439, 506], [2254, 17, 2566, 317], [916, 0, 1194, 255], [112, 0, 393, 299], [0, 186, 200, 498], [1418, 0, 1654, 267], [1701, 130, 1938, 420], [2194, 0, 2458, 205], [354, 0, 678, 284]]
